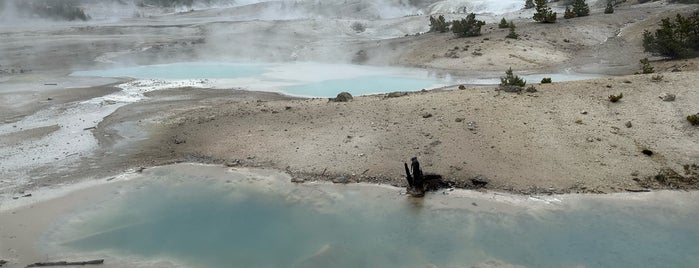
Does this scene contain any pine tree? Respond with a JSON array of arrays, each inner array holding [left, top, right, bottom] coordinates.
[[499, 18, 509, 28], [564, 6, 575, 19], [452, 13, 486, 38], [572, 0, 590, 17], [429, 15, 450, 33], [533, 0, 557, 23], [604, 3, 614, 14], [525, 0, 535, 9], [506, 22, 519, 39]]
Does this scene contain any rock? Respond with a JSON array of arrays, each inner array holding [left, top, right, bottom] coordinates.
[[329, 92, 353, 102], [642, 149, 653, 156], [660, 93, 676, 102], [458, 85, 466, 90], [384, 91, 408, 98], [290, 178, 305, 183], [471, 175, 489, 187], [332, 176, 349, 184], [580, 110, 588, 115], [0, 259, 6, 266], [631, 170, 640, 177], [421, 113, 433, 118], [225, 160, 241, 167], [455, 117, 465, 122], [625, 121, 633, 128]]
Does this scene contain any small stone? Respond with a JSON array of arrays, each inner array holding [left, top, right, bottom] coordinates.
[[332, 176, 349, 184], [586, 137, 595, 142], [660, 93, 676, 102], [455, 118, 464, 122], [46, 97, 53, 101], [421, 113, 433, 118], [290, 178, 305, 183], [625, 121, 633, 128], [631, 171, 640, 177], [581, 110, 588, 115]]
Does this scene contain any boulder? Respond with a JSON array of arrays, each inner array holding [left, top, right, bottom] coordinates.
[[330, 92, 353, 102]]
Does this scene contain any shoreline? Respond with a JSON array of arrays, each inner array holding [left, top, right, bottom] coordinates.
[[2, 163, 698, 268]]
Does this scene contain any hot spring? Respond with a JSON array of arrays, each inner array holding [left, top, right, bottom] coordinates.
[[72, 62, 604, 98], [44, 164, 699, 268]]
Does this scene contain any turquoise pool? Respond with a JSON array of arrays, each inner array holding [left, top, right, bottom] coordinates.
[[48, 165, 699, 268]]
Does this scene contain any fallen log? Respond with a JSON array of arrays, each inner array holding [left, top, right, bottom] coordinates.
[[26, 259, 104, 267]]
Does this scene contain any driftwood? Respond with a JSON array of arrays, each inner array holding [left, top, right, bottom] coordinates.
[[404, 157, 445, 197], [26, 259, 104, 267]]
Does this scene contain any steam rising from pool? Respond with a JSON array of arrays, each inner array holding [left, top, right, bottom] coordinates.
[[46, 164, 699, 268], [72, 62, 604, 98]]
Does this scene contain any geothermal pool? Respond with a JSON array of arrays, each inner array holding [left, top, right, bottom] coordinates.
[[72, 62, 603, 98], [45, 164, 699, 268]]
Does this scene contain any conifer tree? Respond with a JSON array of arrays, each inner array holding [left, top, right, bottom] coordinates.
[[533, 0, 557, 23], [564, 6, 575, 19], [525, 0, 535, 9], [499, 18, 509, 28], [506, 22, 519, 39], [572, 0, 590, 17], [452, 13, 486, 38], [604, 2, 614, 14]]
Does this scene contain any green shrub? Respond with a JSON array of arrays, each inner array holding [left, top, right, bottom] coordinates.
[[525, 0, 535, 9], [429, 15, 450, 33], [572, 0, 590, 17], [640, 58, 655, 74], [564, 6, 576, 19], [541, 77, 552, 83], [604, 3, 614, 14], [500, 67, 527, 88], [533, 0, 557, 23], [506, 22, 519, 39], [452, 13, 486, 38], [17, 0, 90, 21], [609, 93, 623, 103], [643, 12, 699, 59], [499, 18, 509, 28], [688, 114, 699, 125]]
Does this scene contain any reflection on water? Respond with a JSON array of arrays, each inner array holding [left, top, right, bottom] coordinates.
[[49, 165, 699, 268]]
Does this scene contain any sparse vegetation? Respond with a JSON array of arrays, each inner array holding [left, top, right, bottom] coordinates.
[[500, 67, 527, 91], [139, 0, 194, 7], [608, 93, 623, 102], [541, 77, 552, 83], [533, 0, 557, 23], [506, 22, 519, 39], [604, 2, 615, 14], [351, 22, 366, 33], [525, 0, 536, 9], [688, 114, 699, 125], [642, 12, 699, 59], [572, 0, 590, 17], [564, 6, 576, 19], [640, 58, 655, 74], [429, 15, 450, 33], [16, 0, 90, 21], [499, 18, 509, 29], [452, 13, 486, 38]]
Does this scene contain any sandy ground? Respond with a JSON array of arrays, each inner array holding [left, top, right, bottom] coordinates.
[[1, 0, 699, 266]]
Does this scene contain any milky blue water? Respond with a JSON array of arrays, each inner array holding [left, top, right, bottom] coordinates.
[[72, 62, 605, 98], [72, 62, 446, 98], [49, 165, 699, 268]]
